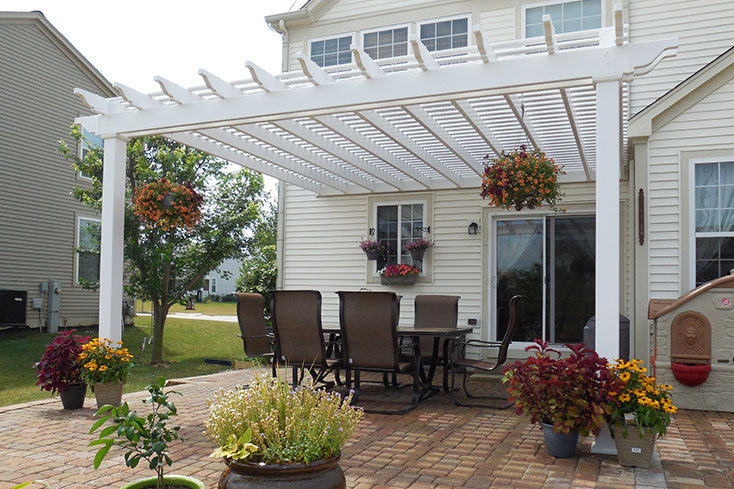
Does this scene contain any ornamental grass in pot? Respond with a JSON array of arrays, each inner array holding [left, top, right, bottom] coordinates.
[[88, 377, 204, 489], [34, 330, 91, 409], [502, 340, 621, 458], [607, 359, 676, 468], [205, 374, 363, 489], [79, 337, 134, 408]]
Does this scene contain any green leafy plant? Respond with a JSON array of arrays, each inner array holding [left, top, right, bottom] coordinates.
[[502, 340, 621, 436], [34, 330, 90, 394], [608, 359, 676, 438], [89, 378, 181, 489], [205, 374, 363, 465]]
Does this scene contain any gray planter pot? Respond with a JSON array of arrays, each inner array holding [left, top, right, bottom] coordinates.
[[380, 275, 416, 286], [364, 250, 380, 260], [409, 248, 426, 261], [542, 423, 579, 458]]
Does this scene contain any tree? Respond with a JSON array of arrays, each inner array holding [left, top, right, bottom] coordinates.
[[60, 127, 265, 364], [236, 200, 277, 319]]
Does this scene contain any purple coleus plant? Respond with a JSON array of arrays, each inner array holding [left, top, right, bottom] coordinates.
[[35, 330, 91, 394]]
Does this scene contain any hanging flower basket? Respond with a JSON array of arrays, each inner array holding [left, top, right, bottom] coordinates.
[[133, 178, 203, 231], [480, 146, 565, 212], [403, 239, 432, 261], [359, 239, 385, 261]]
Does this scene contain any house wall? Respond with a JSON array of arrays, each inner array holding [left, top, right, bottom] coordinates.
[[281, 181, 633, 347], [628, 0, 734, 116], [0, 19, 112, 328], [645, 77, 734, 300]]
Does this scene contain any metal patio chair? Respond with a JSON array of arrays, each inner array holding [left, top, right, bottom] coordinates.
[[235, 293, 275, 377], [337, 291, 422, 415], [449, 294, 525, 409], [271, 290, 341, 388]]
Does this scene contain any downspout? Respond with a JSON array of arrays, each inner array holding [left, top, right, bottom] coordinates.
[[274, 18, 289, 290]]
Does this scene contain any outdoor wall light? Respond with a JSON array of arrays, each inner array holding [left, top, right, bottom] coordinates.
[[467, 221, 479, 235]]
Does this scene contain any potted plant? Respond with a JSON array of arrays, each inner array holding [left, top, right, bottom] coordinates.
[[480, 145, 565, 212], [205, 374, 363, 489], [502, 340, 621, 458], [607, 359, 676, 468], [133, 178, 203, 231], [359, 239, 385, 260], [89, 377, 204, 489], [379, 264, 420, 285], [34, 330, 91, 409], [79, 337, 134, 408], [403, 238, 432, 261]]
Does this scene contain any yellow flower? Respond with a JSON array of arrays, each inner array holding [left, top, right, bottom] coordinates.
[[105, 354, 112, 359], [633, 388, 646, 397], [664, 404, 677, 413], [121, 357, 130, 362], [78, 353, 88, 359], [619, 393, 631, 402], [99, 365, 108, 371], [619, 372, 631, 382], [88, 364, 97, 371]]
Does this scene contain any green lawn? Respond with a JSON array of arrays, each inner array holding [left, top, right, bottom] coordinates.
[[136, 299, 238, 316], [0, 317, 246, 407]]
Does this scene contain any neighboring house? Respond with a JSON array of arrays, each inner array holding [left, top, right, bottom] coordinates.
[[200, 258, 241, 299], [0, 11, 116, 330], [262, 0, 734, 361]]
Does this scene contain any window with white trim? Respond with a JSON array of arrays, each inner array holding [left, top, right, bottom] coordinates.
[[419, 17, 468, 52], [79, 128, 103, 179], [525, 0, 602, 38], [694, 161, 734, 285], [375, 203, 426, 272], [310, 36, 352, 67], [77, 217, 100, 283], [210, 278, 217, 293], [364, 27, 409, 60]]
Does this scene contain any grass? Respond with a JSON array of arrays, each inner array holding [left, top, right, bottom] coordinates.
[[0, 316, 246, 408], [136, 299, 237, 316]]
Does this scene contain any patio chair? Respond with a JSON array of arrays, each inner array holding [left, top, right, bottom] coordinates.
[[448, 294, 525, 409], [400, 295, 461, 388], [271, 290, 341, 388], [337, 291, 422, 415], [235, 293, 275, 377]]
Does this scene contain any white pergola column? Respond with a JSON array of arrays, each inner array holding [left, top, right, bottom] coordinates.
[[98, 137, 127, 342], [594, 78, 622, 360]]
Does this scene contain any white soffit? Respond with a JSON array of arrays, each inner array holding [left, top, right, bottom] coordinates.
[[75, 16, 676, 196]]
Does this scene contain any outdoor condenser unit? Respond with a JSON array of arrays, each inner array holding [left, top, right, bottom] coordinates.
[[0, 290, 27, 326]]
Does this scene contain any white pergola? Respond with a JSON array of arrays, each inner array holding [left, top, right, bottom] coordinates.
[[76, 7, 676, 360]]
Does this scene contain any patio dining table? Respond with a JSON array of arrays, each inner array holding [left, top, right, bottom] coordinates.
[[323, 325, 473, 396]]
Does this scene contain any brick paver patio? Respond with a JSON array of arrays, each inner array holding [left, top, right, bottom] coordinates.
[[0, 369, 731, 489]]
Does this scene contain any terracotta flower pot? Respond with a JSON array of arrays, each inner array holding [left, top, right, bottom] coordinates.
[[121, 474, 205, 489], [218, 455, 345, 489], [93, 382, 124, 408], [59, 382, 87, 410]]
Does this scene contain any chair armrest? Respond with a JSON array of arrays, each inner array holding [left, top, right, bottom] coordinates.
[[237, 333, 274, 340]]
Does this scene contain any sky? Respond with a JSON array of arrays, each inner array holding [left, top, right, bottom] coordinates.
[[0, 0, 299, 93]]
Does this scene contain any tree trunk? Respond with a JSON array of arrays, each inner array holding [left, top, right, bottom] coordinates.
[[151, 301, 169, 365]]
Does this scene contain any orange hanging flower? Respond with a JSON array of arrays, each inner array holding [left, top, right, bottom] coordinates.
[[133, 178, 203, 231]]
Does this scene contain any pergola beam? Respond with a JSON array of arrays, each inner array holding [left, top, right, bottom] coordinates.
[[452, 100, 504, 157], [473, 26, 497, 63], [504, 94, 542, 151], [296, 52, 334, 86], [351, 44, 385, 79], [559, 88, 592, 180], [245, 61, 287, 92], [359, 109, 467, 186], [199, 69, 242, 98]]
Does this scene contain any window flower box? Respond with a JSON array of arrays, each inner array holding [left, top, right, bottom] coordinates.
[[379, 264, 419, 285]]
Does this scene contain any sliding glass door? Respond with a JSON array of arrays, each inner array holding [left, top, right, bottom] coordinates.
[[495, 216, 595, 344]]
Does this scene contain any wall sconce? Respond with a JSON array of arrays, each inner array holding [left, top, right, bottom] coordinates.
[[467, 221, 479, 235]]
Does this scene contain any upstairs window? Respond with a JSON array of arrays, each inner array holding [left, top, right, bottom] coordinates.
[[375, 202, 426, 272], [419, 17, 468, 52], [79, 128, 103, 179], [364, 27, 409, 60], [310, 36, 352, 67], [77, 217, 100, 284], [694, 161, 734, 286], [525, 0, 602, 38]]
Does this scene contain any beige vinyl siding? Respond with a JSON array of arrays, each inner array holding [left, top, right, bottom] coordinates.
[[320, 0, 462, 22], [282, 179, 633, 335], [0, 22, 111, 327], [646, 78, 734, 299], [478, 7, 515, 43], [629, 0, 734, 115]]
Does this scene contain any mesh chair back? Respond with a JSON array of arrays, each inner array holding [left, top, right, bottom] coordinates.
[[414, 295, 460, 357], [496, 295, 523, 365], [338, 291, 399, 370], [271, 290, 326, 366], [235, 293, 272, 357]]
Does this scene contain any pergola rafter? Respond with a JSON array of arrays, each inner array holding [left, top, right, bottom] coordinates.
[[74, 4, 678, 362]]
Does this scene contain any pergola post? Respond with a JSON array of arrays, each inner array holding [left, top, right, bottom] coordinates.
[[98, 136, 127, 342], [594, 78, 622, 360]]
